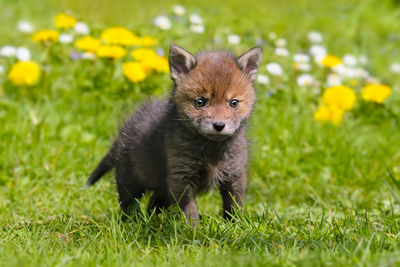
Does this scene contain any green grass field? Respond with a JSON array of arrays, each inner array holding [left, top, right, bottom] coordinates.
[[1, 0, 400, 266]]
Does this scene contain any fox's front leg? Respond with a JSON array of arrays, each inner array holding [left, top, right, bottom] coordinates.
[[169, 177, 200, 222], [219, 171, 247, 219]]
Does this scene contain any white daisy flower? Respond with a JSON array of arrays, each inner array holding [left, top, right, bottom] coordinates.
[[189, 14, 203, 25], [274, 47, 289, 57], [17, 21, 33, 33], [268, 32, 277, 40], [354, 68, 369, 79], [275, 38, 287, 47], [361, 69, 369, 78], [366, 76, 380, 84], [358, 55, 368, 65], [266, 62, 283, 76], [0, 65, 4, 75], [173, 5, 185, 16], [361, 68, 370, 78], [327, 73, 342, 86], [16, 47, 31, 61], [293, 62, 311, 71], [82, 52, 96, 60], [293, 53, 310, 63], [345, 67, 364, 78], [0, 46, 17, 57], [74, 22, 90, 35], [256, 74, 270, 85], [153, 16, 172, 30], [297, 74, 314, 86], [59, 34, 73, 44], [227, 34, 241, 45], [309, 45, 327, 63], [343, 54, 357, 67], [332, 64, 346, 75], [333, 65, 367, 79], [390, 63, 400, 74], [190, 24, 205, 34], [361, 68, 369, 78], [339, 67, 369, 79], [307, 31, 323, 43]]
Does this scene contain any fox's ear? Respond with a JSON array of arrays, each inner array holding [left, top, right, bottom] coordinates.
[[238, 47, 263, 81], [169, 44, 197, 80]]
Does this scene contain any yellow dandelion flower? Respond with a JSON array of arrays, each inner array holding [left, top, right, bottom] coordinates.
[[321, 54, 342, 68], [314, 105, 344, 125], [101, 27, 140, 47], [122, 62, 147, 82], [140, 36, 158, 47], [131, 48, 169, 73], [32, 30, 59, 43], [141, 55, 169, 73], [97, 45, 126, 59], [131, 48, 158, 61], [361, 84, 392, 103], [322, 85, 356, 111], [54, 13, 77, 29], [8, 61, 40, 86], [75, 36, 101, 52]]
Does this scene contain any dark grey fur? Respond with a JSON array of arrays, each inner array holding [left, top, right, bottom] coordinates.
[[85, 45, 262, 221]]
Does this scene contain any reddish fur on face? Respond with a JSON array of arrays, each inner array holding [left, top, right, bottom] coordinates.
[[173, 52, 255, 136]]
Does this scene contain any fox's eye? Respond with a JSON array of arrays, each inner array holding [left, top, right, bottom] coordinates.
[[229, 99, 240, 109], [194, 98, 206, 107]]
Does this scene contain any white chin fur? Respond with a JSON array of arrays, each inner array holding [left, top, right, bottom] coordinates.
[[198, 128, 236, 140]]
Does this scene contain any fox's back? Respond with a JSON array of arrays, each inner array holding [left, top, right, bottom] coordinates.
[[118, 99, 170, 144], [115, 99, 171, 190]]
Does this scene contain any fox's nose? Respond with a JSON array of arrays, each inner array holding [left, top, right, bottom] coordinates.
[[213, 122, 225, 132]]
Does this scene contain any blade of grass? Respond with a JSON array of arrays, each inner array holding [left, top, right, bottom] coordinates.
[[384, 163, 400, 190], [382, 179, 400, 205]]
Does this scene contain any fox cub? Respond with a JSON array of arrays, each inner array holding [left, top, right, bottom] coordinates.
[[85, 44, 262, 221]]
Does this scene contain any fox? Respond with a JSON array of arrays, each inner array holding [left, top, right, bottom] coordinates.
[[84, 44, 262, 222]]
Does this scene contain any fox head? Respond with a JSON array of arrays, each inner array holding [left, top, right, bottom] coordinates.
[[169, 44, 262, 140]]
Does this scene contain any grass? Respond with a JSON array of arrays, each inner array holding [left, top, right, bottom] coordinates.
[[1, 0, 400, 266]]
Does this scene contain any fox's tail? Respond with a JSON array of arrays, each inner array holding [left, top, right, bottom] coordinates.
[[83, 148, 115, 189]]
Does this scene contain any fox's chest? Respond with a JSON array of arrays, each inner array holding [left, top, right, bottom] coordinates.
[[196, 154, 240, 190], [192, 141, 246, 190], [205, 162, 231, 188]]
